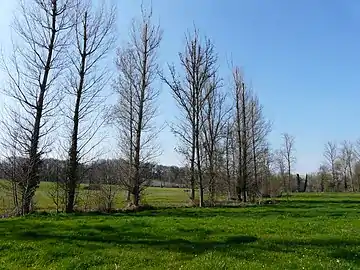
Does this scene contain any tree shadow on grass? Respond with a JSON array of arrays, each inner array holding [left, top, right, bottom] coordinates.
[[14, 229, 258, 255], [285, 199, 360, 205], [2, 206, 356, 221], [2, 219, 360, 265], [330, 249, 360, 263], [117, 207, 355, 219], [8, 227, 360, 265]]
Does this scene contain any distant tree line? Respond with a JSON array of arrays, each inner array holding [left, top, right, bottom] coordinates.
[[0, 158, 187, 187], [304, 140, 360, 192]]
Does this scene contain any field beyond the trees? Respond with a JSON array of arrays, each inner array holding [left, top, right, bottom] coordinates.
[[0, 181, 191, 212], [1, 191, 360, 269]]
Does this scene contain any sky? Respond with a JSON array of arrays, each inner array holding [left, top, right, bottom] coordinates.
[[1, 0, 360, 173]]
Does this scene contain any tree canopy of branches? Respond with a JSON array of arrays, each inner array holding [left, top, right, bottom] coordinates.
[[113, 7, 162, 207], [1, 0, 74, 215], [63, 0, 115, 213], [162, 29, 218, 207], [281, 133, 296, 193]]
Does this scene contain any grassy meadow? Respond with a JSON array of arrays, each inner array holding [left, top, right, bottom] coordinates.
[[0, 187, 360, 269], [0, 181, 191, 213]]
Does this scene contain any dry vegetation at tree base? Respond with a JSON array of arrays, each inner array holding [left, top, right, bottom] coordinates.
[[0, 192, 360, 269]]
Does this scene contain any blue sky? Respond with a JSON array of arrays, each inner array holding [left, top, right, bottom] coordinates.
[[1, 0, 360, 173]]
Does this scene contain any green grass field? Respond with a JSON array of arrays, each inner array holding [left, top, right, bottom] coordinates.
[[1, 191, 360, 269], [0, 181, 191, 212]]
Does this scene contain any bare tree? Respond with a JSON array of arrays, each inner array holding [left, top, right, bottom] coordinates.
[[1, 0, 74, 214], [93, 160, 119, 212], [324, 141, 338, 191], [339, 140, 355, 191], [201, 76, 229, 205], [224, 120, 235, 200], [0, 128, 24, 214], [162, 28, 217, 207], [231, 68, 252, 202], [281, 133, 295, 193], [248, 94, 271, 198], [114, 7, 162, 207], [353, 161, 360, 192], [318, 164, 329, 192], [46, 161, 67, 212], [114, 48, 136, 202], [274, 149, 286, 192], [63, 0, 115, 213], [258, 144, 273, 197]]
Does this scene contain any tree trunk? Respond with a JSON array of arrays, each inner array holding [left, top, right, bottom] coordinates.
[[208, 157, 215, 205], [296, 174, 301, 192], [133, 185, 140, 207], [190, 134, 196, 202], [131, 21, 149, 207], [288, 164, 291, 193], [344, 174, 348, 191], [196, 132, 204, 207], [21, 2, 58, 215], [241, 83, 247, 203], [66, 12, 88, 213], [303, 174, 308, 192], [251, 103, 258, 195]]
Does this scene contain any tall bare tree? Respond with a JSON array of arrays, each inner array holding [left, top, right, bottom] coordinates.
[[114, 47, 136, 202], [339, 140, 355, 192], [224, 120, 236, 200], [231, 68, 252, 202], [281, 133, 295, 193], [318, 164, 329, 192], [201, 76, 228, 204], [274, 149, 286, 192], [114, 7, 162, 207], [324, 141, 338, 191], [248, 95, 271, 197], [162, 28, 217, 207], [2, 0, 74, 214], [64, 0, 115, 213]]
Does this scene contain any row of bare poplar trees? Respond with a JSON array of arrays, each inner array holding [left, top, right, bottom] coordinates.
[[161, 33, 274, 206], [1, 0, 117, 215], [0, 0, 284, 215]]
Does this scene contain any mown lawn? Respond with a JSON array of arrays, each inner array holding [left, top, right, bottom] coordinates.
[[1, 193, 360, 269]]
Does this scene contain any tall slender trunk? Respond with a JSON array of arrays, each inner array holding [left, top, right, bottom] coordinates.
[[235, 83, 242, 201], [132, 23, 149, 207], [349, 167, 354, 192], [287, 163, 291, 193], [66, 12, 88, 213], [241, 82, 247, 203], [208, 153, 215, 205], [225, 127, 232, 200], [128, 74, 134, 202], [303, 174, 308, 192], [66, 93, 81, 212], [344, 174, 348, 191], [251, 104, 258, 194], [22, 1, 58, 215], [196, 125, 204, 207], [190, 123, 196, 202]]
